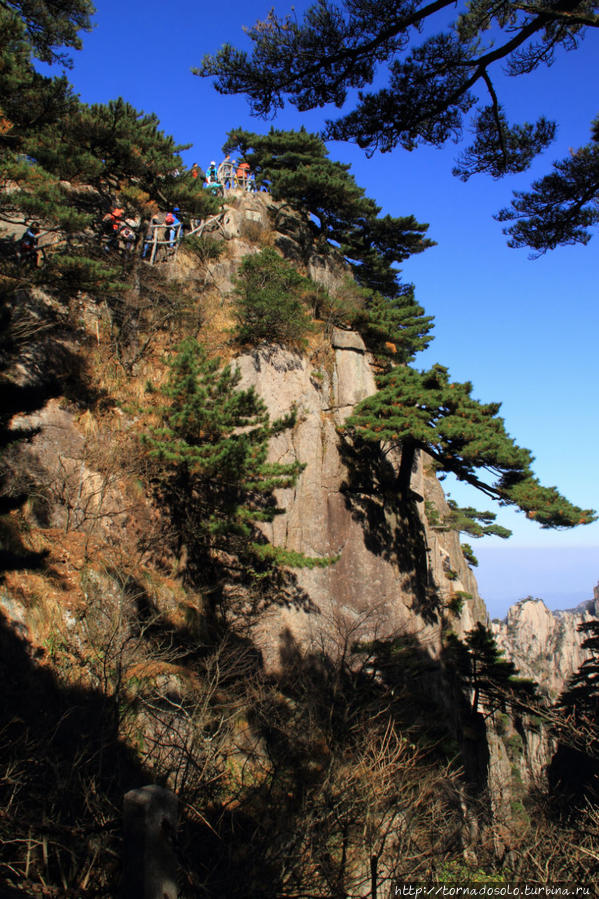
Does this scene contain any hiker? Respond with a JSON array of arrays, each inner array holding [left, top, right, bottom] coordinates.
[[102, 207, 124, 251], [219, 155, 235, 189], [205, 160, 218, 184], [18, 222, 40, 266], [236, 161, 250, 188], [120, 222, 136, 252], [165, 208, 181, 247], [191, 162, 200, 179], [142, 214, 162, 259]]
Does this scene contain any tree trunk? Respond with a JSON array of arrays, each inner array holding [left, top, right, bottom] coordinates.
[[397, 440, 416, 497], [370, 854, 378, 899]]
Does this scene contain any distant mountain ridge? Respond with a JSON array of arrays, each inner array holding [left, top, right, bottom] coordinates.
[[491, 583, 599, 698]]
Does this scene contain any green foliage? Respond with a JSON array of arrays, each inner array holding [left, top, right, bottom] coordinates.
[[251, 542, 336, 570], [233, 248, 314, 346], [223, 127, 434, 297], [497, 115, 599, 254], [0, 10, 91, 234], [351, 284, 434, 364], [0, 9, 216, 264], [453, 108, 556, 181], [3, 0, 93, 66], [447, 623, 537, 715], [445, 499, 512, 540], [182, 233, 225, 264], [426, 499, 510, 544], [551, 618, 599, 810], [506, 732, 524, 759], [438, 860, 507, 883], [142, 339, 305, 585], [200, 0, 597, 234], [0, 8, 78, 142], [460, 542, 478, 568], [26, 96, 218, 217], [424, 500, 442, 528], [346, 363, 596, 527], [223, 127, 435, 362], [494, 711, 510, 736], [446, 593, 466, 616], [144, 337, 301, 494], [559, 619, 599, 713], [41, 249, 127, 295]]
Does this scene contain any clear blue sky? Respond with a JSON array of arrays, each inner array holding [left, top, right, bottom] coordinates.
[[57, 0, 599, 617]]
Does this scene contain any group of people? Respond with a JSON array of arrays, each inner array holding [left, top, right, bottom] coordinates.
[[17, 154, 264, 266], [204, 156, 257, 192], [101, 208, 136, 252], [101, 207, 182, 257], [13, 209, 185, 266]]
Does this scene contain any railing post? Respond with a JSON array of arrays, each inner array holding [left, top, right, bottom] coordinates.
[[121, 784, 178, 899], [150, 225, 158, 265]]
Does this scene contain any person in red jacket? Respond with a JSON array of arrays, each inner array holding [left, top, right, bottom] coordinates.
[[102, 207, 124, 251]]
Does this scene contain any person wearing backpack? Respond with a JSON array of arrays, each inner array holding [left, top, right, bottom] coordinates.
[[18, 222, 40, 266], [205, 161, 218, 184], [102, 207, 124, 251]]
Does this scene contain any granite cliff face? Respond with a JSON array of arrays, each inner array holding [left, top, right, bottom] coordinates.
[[234, 334, 487, 669], [491, 587, 599, 699]]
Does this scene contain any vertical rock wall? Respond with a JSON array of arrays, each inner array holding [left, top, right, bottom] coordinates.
[[491, 592, 599, 699], [236, 333, 487, 670]]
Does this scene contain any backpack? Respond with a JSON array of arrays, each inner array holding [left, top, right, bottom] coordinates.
[[165, 213, 175, 225]]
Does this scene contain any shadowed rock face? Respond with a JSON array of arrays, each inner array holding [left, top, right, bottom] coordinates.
[[491, 589, 599, 699], [236, 341, 487, 671]]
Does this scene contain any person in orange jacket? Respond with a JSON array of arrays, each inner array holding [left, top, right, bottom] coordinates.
[[236, 161, 250, 188]]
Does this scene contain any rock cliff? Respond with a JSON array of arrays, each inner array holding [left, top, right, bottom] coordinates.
[[491, 586, 599, 699], [235, 334, 487, 670], [1, 192, 488, 672], [2, 190, 567, 888]]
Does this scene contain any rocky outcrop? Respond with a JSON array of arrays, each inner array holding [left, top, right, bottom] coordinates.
[[491, 588, 599, 699], [2, 190, 489, 676], [236, 338, 487, 670]]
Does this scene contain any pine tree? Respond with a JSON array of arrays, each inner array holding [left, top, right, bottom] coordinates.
[[442, 501, 512, 541], [427, 499, 512, 568], [233, 248, 314, 346], [497, 115, 599, 254], [3, 0, 93, 66], [0, 9, 218, 260], [223, 127, 434, 294], [142, 339, 305, 585], [224, 127, 435, 362], [447, 623, 537, 716], [346, 362, 595, 527], [559, 620, 599, 716], [549, 618, 599, 809], [352, 284, 434, 364], [0, 9, 91, 235], [199, 0, 597, 234]]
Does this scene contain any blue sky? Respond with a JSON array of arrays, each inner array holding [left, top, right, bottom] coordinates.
[[57, 0, 598, 617]]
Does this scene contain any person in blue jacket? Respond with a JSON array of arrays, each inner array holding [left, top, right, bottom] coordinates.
[[205, 161, 218, 184]]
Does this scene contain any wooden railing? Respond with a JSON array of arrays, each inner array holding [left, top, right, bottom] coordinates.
[[143, 221, 183, 265], [142, 210, 228, 264]]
